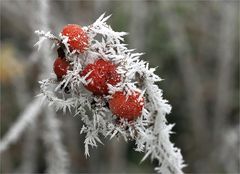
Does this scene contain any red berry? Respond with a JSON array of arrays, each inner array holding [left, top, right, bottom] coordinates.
[[109, 91, 144, 120], [61, 24, 88, 53], [80, 59, 121, 95], [53, 57, 70, 79]]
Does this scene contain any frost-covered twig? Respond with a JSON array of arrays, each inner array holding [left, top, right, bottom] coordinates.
[[11, 69, 38, 173], [36, 13, 185, 174], [42, 108, 69, 174], [38, 0, 70, 173], [0, 98, 42, 154], [144, 77, 185, 173], [34, 30, 60, 51]]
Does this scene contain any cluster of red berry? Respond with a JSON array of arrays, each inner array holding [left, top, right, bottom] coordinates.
[[53, 24, 144, 121]]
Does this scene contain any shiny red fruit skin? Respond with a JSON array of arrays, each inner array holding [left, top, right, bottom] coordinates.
[[53, 57, 69, 79], [109, 91, 144, 120], [80, 59, 121, 95], [61, 24, 88, 53]]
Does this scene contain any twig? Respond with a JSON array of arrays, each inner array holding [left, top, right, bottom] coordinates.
[[0, 98, 42, 154]]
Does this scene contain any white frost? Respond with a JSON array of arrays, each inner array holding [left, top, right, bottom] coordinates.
[[36, 13, 185, 174]]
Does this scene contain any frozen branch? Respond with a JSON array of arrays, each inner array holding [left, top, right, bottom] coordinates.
[[36, 13, 185, 174], [0, 98, 42, 154], [42, 108, 70, 174], [38, 1, 70, 173]]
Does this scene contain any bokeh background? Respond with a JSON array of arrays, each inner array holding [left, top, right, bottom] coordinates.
[[0, 0, 239, 173]]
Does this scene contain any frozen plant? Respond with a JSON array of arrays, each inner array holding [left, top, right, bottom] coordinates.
[[35, 13, 185, 174]]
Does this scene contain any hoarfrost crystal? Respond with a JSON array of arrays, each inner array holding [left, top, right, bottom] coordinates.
[[35, 14, 185, 174]]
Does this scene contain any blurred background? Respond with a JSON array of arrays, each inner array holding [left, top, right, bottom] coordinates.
[[0, 0, 239, 173]]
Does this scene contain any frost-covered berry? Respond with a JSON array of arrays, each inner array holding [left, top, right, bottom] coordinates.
[[80, 59, 121, 95], [109, 91, 144, 120], [53, 57, 70, 79], [61, 24, 88, 53]]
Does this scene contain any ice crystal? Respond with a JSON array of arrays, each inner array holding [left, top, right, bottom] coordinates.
[[35, 13, 185, 174]]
